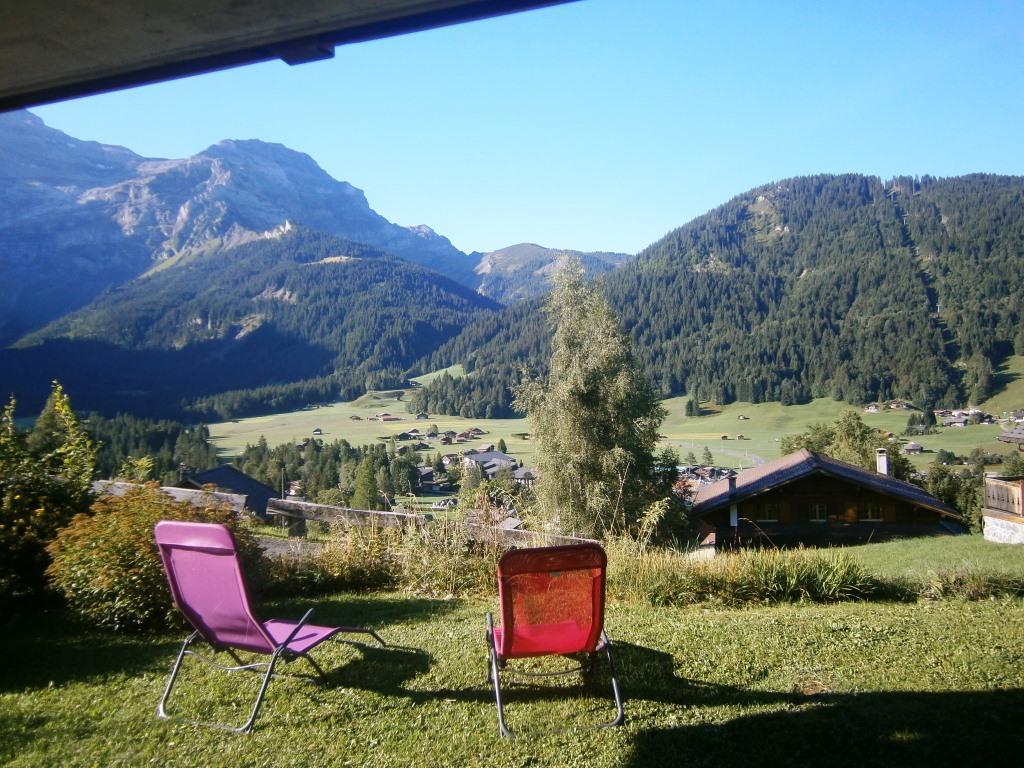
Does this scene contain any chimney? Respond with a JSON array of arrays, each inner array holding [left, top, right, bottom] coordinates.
[[727, 472, 737, 495], [875, 448, 889, 476]]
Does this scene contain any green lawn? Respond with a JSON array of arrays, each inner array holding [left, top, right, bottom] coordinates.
[[845, 535, 1024, 581], [2, 593, 1022, 767]]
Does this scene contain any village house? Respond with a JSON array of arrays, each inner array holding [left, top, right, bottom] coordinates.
[[512, 467, 538, 488], [689, 449, 962, 549], [902, 441, 924, 455], [462, 449, 517, 479], [176, 465, 280, 518]]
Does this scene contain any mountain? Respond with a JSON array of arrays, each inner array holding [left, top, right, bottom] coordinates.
[[471, 243, 632, 304], [410, 174, 1024, 418], [0, 111, 478, 344], [1, 228, 499, 418]]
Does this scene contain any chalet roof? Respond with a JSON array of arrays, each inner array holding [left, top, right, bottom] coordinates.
[[997, 426, 1024, 445], [181, 464, 279, 514], [690, 449, 958, 520], [463, 450, 516, 466]]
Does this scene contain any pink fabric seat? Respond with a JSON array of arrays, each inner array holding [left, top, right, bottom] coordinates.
[[154, 520, 384, 733], [263, 620, 342, 655]]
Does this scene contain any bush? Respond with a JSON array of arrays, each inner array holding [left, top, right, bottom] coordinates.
[[46, 484, 264, 631], [1, 387, 93, 607]]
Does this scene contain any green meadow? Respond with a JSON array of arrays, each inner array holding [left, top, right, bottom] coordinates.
[[209, 390, 1019, 471]]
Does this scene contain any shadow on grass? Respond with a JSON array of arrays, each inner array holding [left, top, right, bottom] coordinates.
[[625, 687, 1024, 767], [0, 594, 453, 695], [0, 611, 178, 693]]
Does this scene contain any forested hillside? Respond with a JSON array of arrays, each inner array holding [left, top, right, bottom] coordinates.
[[2, 229, 499, 418], [411, 174, 1024, 417]]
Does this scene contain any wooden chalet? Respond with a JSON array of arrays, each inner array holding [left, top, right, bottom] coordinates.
[[997, 426, 1024, 451], [177, 464, 280, 518], [689, 449, 962, 549]]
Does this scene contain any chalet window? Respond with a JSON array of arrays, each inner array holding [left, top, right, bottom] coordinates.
[[809, 502, 828, 523], [861, 502, 883, 522], [757, 503, 780, 522]]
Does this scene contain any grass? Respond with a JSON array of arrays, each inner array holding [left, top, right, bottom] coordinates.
[[206, 389, 538, 465], [845, 534, 1024, 581], [2, 593, 1022, 767], [981, 354, 1024, 417], [207, 373, 1021, 471]]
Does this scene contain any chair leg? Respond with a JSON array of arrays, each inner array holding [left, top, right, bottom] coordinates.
[[601, 631, 626, 728], [156, 630, 283, 734], [486, 613, 513, 738], [157, 630, 199, 721], [236, 648, 283, 734]]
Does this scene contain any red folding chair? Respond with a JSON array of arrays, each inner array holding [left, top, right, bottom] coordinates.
[[485, 543, 625, 736]]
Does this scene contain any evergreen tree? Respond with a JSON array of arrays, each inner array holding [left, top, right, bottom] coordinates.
[[497, 438, 507, 454], [701, 446, 714, 466], [350, 456, 380, 510], [781, 410, 915, 481], [684, 451, 697, 466], [513, 258, 667, 538]]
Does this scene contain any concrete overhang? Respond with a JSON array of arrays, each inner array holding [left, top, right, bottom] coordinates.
[[0, 0, 574, 112]]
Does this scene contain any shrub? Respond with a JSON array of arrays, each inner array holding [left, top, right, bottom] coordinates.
[[46, 484, 263, 631], [1, 387, 93, 607]]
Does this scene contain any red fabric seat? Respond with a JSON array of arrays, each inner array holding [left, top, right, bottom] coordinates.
[[485, 543, 624, 735]]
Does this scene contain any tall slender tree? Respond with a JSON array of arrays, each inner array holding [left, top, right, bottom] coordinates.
[[514, 258, 667, 538]]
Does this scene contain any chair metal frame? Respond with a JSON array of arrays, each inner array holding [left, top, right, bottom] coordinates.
[[154, 520, 384, 733], [484, 543, 625, 737]]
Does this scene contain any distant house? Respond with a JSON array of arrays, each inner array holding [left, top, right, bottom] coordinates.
[[737, 414, 749, 421], [416, 412, 429, 420], [513, 467, 538, 488], [177, 465, 280, 518], [416, 466, 435, 486], [689, 449, 962, 549], [942, 416, 969, 428], [462, 450, 517, 479], [312, 427, 322, 435], [350, 415, 363, 421], [902, 442, 924, 454], [864, 403, 880, 414], [997, 426, 1024, 450], [396, 431, 415, 441]]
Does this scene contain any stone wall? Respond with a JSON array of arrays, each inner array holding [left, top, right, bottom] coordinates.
[[982, 513, 1024, 545]]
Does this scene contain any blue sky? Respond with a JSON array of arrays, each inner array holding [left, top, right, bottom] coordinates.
[[32, 0, 1024, 255]]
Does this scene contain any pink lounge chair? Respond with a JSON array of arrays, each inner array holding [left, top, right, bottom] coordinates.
[[485, 543, 624, 736], [154, 520, 384, 733]]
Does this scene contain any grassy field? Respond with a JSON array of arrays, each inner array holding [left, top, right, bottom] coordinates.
[[207, 388, 540, 465], [208, 383, 1020, 471], [981, 354, 1024, 417], [2, 593, 1022, 767]]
